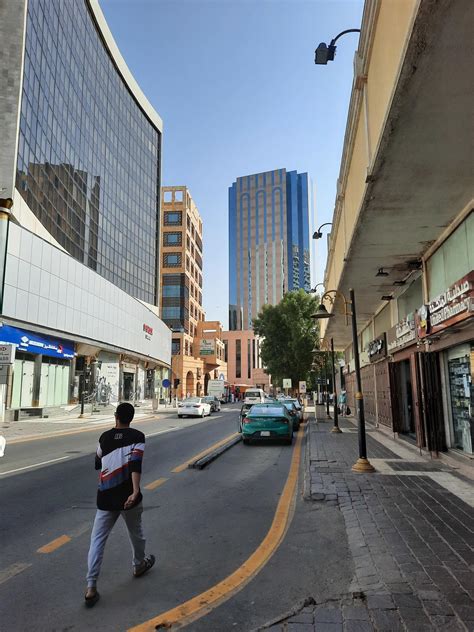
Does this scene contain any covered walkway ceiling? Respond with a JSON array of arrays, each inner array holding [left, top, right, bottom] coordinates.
[[325, 0, 474, 348]]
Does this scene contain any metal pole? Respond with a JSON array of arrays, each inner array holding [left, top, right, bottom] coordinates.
[[350, 288, 374, 472], [79, 369, 86, 418], [330, 337, 341, 433], [324, 356, 331, 418]]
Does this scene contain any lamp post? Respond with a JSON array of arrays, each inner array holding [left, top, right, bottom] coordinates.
[[312, 223, 333, 240], [312, 289, 374, 472], [314, 29, 361, 65], [330, 337, 341, 433]]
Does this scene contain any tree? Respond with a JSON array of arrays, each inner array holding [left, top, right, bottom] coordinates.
[[253, 290, 319, 388]]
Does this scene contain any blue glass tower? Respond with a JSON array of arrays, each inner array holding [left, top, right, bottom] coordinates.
[[229, 169, 311, 330]]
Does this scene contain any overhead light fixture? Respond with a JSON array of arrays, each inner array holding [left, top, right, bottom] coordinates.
[[381, 295, 394, 301], [311, 305, 334, 319], [407, 259, 422, 270], [376, 268, 389, 277], [393, 280, 406, 286]]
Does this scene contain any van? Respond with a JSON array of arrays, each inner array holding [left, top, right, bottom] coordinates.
[[244, 388, 266, 404]]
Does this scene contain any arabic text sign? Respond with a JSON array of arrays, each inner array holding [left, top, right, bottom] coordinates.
[[0, 324, 75, 359], [200, 339, 215, 356]]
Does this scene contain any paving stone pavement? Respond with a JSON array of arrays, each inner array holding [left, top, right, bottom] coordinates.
[[257, 413, 474, 632]]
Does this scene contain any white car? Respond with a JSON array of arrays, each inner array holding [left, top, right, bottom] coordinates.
[[177, 397, 211, 418]]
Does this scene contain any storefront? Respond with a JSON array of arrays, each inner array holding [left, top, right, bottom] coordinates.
[[417, 270, 474, 456], [0, 323, 75, 413]]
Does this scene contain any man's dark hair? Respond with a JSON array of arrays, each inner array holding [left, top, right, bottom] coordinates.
[[115, 402, 135, 425]]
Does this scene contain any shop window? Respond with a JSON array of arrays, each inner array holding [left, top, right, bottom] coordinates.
[[374, 304, 391, 337], [398, 277, 422, 320], [427, 211, 473, 299]]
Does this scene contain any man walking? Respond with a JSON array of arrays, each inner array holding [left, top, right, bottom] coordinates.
[[85, 402, 155, 607]]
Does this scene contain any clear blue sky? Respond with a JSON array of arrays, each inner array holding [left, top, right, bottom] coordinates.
[[100, 0, 364, 327]]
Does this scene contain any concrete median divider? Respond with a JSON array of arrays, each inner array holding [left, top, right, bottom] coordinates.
[[188, 434, 242, 470]]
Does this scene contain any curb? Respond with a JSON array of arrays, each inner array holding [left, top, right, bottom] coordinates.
[[250, 596, 316, 631], [303, 419, 312, 501], [189, 434, 242, 469]]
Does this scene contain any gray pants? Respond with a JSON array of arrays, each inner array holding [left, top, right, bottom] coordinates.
[[86, 503, 146, 587]]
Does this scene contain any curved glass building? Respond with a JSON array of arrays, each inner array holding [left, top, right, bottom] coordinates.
[[0, 0, 170, 415]]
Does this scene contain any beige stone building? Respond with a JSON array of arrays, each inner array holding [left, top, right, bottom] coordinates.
[[160, 187, 226, 397], [321, 0, 473, 456], [221, 330, 271, 395]]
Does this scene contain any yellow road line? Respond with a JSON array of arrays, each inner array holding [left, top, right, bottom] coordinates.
[[8, 415, 157, 445], [129, 430, 303, 632], [171, 433, 239, 473], [0, 562, 32, 586], [145, 477, 169, 491], [37, 535, 71, 554]]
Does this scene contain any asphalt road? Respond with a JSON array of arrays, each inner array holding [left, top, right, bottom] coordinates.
[[0, 406, 353, 631]]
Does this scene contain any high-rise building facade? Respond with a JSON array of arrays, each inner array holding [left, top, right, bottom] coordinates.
[[160, 186, 204, 341], [159, 187, 227, 398], [228, 169, 311, 330], [0, 0, 171, 416]]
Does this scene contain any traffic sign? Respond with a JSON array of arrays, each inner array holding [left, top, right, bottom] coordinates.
[[299, 381, 306, 393], [282, 378, 292, 389], [162, 378, 171, 388]]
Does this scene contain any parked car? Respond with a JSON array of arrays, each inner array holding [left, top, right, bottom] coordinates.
[[202, 395, 221, 413], [285, 398, 304, 422], [238, 403, 254, 432], [177, 397, 211, 418], [241, 403, 293, 445], [281, 400, 301, 431], [244, 388, 266, 404]]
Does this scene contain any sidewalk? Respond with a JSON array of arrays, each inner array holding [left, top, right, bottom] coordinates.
[[257, 411, 474, 631], [0, 403, 176, 443]]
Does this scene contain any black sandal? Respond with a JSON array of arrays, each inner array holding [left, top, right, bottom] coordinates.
[[85, 590, 100, 608], [134, 554, 155, 578]]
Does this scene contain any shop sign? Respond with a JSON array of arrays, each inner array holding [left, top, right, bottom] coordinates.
[[122, 362, 137, 373], [415, 304, 430, 337], [387, 312, 417, 353], [143, 324, 153, 340], [200, 339, 215, 356], [367, 333, 387, 363], [0, 324, 75, 359], [0, 344, 15, 364], [422, 271, 474, 335]]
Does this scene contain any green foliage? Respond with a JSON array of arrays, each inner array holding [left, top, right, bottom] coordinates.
[[253, 290, 319, 387]]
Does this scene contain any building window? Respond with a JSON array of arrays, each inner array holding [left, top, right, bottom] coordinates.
[[172, 339, 181, 355], [175, 190, 183, 202], [164, 211, 182, 226], [164, 232, 182, 246], [236, 339, 241, 378], [163, 191, 173, 203], [252, 339, 256, 369], [247, 339, 252, 379], [162, 285, 183, 297], [162, 307, 182, 319], [163, 253, 182, 267], [223, 339, 228, 362]]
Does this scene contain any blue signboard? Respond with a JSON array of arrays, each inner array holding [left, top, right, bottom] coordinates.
[[162, 378, 171, 388], [0, 324, 75, 359]]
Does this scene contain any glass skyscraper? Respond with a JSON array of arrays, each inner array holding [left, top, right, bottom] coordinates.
[[229, 169, 311, 330], [15, 0, 161, 304]]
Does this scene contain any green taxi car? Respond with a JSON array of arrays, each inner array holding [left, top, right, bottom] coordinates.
[[241, 403, 293, 445]]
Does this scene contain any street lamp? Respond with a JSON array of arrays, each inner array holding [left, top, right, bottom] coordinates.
[[314, 29, 361, 65], [312, 288, 375, 473], [308, 282, 325, 294], [312, 223, 332, 240]]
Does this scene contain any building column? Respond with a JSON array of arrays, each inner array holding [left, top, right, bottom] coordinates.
[[31, 354, 42, 408]]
